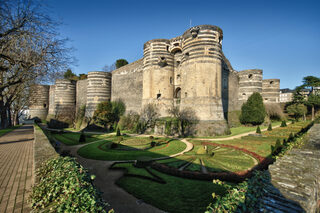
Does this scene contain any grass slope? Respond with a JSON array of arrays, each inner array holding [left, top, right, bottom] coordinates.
[[112, 163, 233, 213], [78, 137, 186, 161]]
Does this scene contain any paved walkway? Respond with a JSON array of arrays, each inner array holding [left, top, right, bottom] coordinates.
[[0, 125, 34, 213]]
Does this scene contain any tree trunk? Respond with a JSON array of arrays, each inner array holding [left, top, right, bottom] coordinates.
[[13, 111, 19, 126], [0, 98, 6, 128], [7, 108, 12, 127], [312, 105, 315, 121]]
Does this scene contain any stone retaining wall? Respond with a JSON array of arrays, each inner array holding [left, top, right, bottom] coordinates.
[[33, 125, 58, 183], [263, 123, 320, 212]]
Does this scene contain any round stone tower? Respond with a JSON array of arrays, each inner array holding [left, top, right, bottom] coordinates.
[[142, 39, 174, 116], [262, 79, 280, 103], [238, 69, 263, 104], [85, 71, 112, 117], [54, 79, 76, 122], [28, 85, 50, 120], [180, 25, 225, 122]]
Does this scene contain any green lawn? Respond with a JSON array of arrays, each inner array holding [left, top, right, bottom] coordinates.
[[0, 125, 21, 137], [192, 121, 282, 139], [77, 136, 186, 161], [158, 145, 256, 173], [51, 132, 109, 145], [190, 121, 310, 157], [112, 163, 233, 213]]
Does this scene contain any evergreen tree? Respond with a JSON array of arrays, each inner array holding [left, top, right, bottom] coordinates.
[[115, 59, 129, 69], [239, 92, 266, 125], [256, 126, 261, 134], [267, 123, 272, 131]]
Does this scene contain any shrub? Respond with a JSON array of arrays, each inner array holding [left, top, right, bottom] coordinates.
[[280, 120, 287, 127], [116, 127, 121, 136], [265, 103, 284, 120], [239, 92, 266, 125], [93, 100, 126, 129], [110, 142, 118, 149], [286, 103, 307, 121], [256, 126, 261, 134], [149, 136, 154, 140], [224, 126, 232, 135], [79, 132, 86, 143], [206, 171, 269, 213], [30, 157, 109, 212], [267, 123, 272, 131], [288, 132, 294, 141], [75, 105, 86, 129], [150, 141, 157, 147]]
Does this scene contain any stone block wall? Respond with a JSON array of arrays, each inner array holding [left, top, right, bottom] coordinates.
[[76, 79, 87, 115], [48, 85, 55, 117], [262, 79, 280, 103], [111, 59, 143, 114], [28, 85, 50, 120], [265, 124, 320, 212]]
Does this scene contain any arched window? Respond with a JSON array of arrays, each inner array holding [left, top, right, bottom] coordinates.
[[175, 87, 181, 99]]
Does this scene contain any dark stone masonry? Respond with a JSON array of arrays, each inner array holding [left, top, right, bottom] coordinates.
[[262, 124, 320, 213]]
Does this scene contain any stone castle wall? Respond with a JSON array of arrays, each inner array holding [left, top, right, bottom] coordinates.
[[262, 79, 280, 103], [39, 24, 280, 136], [48, 85, 55, 116], [76, 79, 87, 114], [86, 72, 111, 117], [111, 59, 143, 113], [28, 85, 50, 120]]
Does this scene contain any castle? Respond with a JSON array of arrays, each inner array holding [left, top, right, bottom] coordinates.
[[28, 25, 280, 135]]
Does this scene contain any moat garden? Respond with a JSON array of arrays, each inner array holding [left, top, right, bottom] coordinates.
[[38, 120, 311, 213]]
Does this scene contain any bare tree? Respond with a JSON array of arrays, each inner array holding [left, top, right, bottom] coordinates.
[[140, 103, 159, 133], [0, 0, 73, 128], [168, 106, 198, 137], [102, 63, 116, 72]]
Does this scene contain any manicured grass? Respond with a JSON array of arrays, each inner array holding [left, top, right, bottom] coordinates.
[[0, 125, 21, 137], [51, 132, 108, 145], [77, 137, 186, 161], [112, 163, 233, 213], [160, 145, 256, 173], [190, 121, 310, 157], [192, 121, 282, 139]]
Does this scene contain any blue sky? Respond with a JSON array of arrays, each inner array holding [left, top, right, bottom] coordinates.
[[48, 0, 320, 89]]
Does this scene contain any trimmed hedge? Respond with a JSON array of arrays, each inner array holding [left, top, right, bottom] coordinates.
[[30, 157, 111, 212]]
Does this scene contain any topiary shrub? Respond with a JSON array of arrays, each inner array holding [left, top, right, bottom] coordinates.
[[150, 141, 157, 147], [239, 92, 266, 125], [288, 132, 294, 142], [271, 139, 283, 155], [149, 136, 154, 140], [116, 127, 121, 136], [280, 120, 287, 127], [110, 142, 118, 149], [79, 132, 86, 143], [256, 126, 261, 134], [267, 123, 272, 131]]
